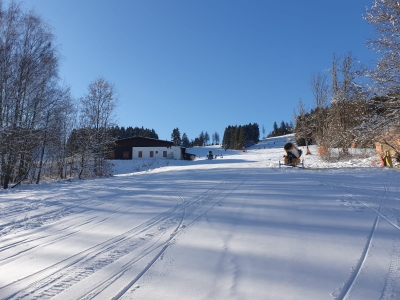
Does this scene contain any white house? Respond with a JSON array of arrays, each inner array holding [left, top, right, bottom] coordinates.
[[132, 146, 181, 159], [109, 137, 183, 160]]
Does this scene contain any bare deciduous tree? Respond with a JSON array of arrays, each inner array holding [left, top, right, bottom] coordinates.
[[309, 72, 329, 145], [35, 86, 74, 184], [325, 53, 368, 154], [363, 0, 400, 158], [77, 77, 118, 177], [365, 0, 400, 93], [0, 1, 63, 188], [294, 98, 312, 150]]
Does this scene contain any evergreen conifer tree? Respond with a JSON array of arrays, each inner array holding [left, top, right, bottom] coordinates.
[[181, 133, 190, 148], [204, 132, 210, 145], [215, 132, 220, 145], [199, 131, 205, 146], [273, 122, 279, 136], [171, 128, 182, 146]]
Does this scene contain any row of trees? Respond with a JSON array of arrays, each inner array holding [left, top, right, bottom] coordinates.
[[293, 0, 400, 160], [0, 2, 71, 188], [171, 128, 220, 148], [110, 126, 158, 139], [294, 53, 373, 155], [0, 0, 226, 188], [267, 121, 293, 138], [0, 2, 120, 188], [221, 123, 259, 150], [362, 0, 400, 159], [192, 131, 220, 146]]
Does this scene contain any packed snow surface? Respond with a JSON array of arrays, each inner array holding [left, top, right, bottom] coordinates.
[[1, 135, 399, 300]]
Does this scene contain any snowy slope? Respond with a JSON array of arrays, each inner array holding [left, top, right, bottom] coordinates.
[[111, 134, 381, 176], [0, 135, 399, 300]]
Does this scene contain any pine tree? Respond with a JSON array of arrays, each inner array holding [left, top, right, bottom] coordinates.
[[252, 123, 260, 144], [181, 133, 190, 148], [111, 126, 159, 139], [214, 132, 220, 145], [199, 131, 205, 146], [171, 128, 181, 146], [238, 126, 245, 149], [222, 126, 232, 149], [273, 122, 279, 136], [279, 121, 287, 135], [204, 132, 210, 145]]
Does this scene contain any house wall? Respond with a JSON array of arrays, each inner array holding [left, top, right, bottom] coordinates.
[[132, 146, 182, 159], [109, 137, 175, 160], [171, 146, 181, 159], [111, 146, 132, 159]]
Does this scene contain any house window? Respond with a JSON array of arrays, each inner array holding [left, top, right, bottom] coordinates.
[[123, 151, 129, 159], [138, 151, 142, 158], [163, 151, 167, 157], [150, 151, 154, 158], [108, 151, 115, 159]]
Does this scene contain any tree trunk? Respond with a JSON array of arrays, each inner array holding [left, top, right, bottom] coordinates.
[[36, 138, 46, 184], [3, 174, 10, 189]]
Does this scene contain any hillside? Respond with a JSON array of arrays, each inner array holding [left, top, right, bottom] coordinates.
[[0, 135, 398, 300], [111, 134, 380, 175]]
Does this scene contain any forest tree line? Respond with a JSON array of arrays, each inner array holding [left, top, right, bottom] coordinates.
[[293, 49, 400, 162], [0, 0, 220, 189], [266, 121, 293, 138], [265, 2, 400, 163], [170, 128, 220, 148], [110, 126, 159, 140], [0, 2, 126, 188], [221, 123, 260, 150], [2, 0, 400, 188]]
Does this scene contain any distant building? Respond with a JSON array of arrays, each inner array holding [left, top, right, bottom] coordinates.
[[108, 137, 181, 160], [181, 148, 196, 161]]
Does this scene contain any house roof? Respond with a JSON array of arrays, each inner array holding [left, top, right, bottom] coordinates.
[[115, 136, 174, 148]]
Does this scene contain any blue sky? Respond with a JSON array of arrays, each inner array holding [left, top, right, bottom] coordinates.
[[16, 0, 377, 141]]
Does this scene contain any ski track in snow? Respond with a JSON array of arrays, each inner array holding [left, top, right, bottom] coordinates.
[[381, 237, 400, 300], [328, 180, 386, 300], [315, 176, 400, 300], [0, 199, 144, 268], [0, 135, 399, 299], [0, 172, 248, 299], [80, 174, 247, 300], [205, 178, 256, 300]]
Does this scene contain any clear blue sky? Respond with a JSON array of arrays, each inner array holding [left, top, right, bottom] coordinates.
[[15, 0, 377, 141]]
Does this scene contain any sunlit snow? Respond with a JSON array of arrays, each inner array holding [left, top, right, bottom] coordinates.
[[0, 135, 399, 300]]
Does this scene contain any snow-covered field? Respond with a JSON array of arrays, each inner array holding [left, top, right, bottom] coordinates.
[[1, 135, 399, 300]]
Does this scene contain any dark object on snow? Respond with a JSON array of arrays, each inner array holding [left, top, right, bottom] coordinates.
[[279, 142, 304, 168], [181, 148, 196, 160], [182, 152, 196, 160], [207, 151, 213, 160]]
